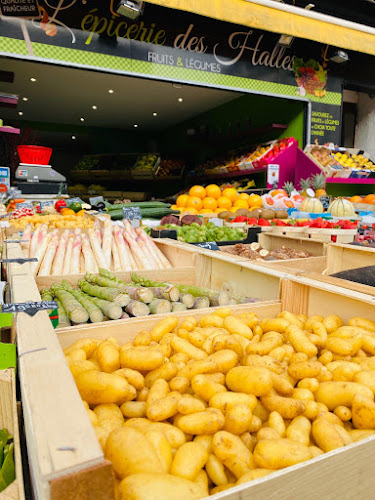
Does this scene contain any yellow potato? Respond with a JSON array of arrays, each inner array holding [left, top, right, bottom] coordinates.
[[309, 446, 324, 458], [137, 387, 149, 402], [147, 379, 170, 405], [147, 393, 180, 422], [278, 311, 304, 328], [206, 453, 228, 485], [210, 484, 236, 495], [169, 376, 190, 394], [240, 432, 257, 452], [113, 368, 145, 390], [224, 404, 252, 435], [248, 415, 263, 433], [288, 361, 322, 380], [286, 325, 317, 358], [193, 469, 208, 496], [352, 394, 375, 429], [297, 378, 319, 392], [191, 374, 227, 401], [261, 392, 305, 419], [354, 371, 375, 395], [212, 335, 243, 358], [348, 429, 375, 442], [124, 419, 186, 448], [93, 403, 124, 433], [69, 360, 99, 379], [246, 333, 283, 356], [245, 354, 284, 374], [312, 417, 346, 452], [361, 336, 375, 356], [204, 373, 226, 385], [199, 315, 224, 328], [269, 347, 286, 362], [254, 438, 311, 469], [319, 350, 333, 365], [260, 318, 289, 333], [66, 349, 86, 364], [144, 363, 178, 388], [86, 409, 98, 426], [177, 396, 206, 415], [268, 411, 286, 437], [325, 337, 362, 357], [177, 408, 225, 435], [120, 401, 147, 418], [292, 388, 314, 401], [315, 381, 373, 410], [145, 430, 173, 473], [323, 315, 344, 334], [170, 441, 208, 480], [206, 350, 239, 373], [188, 331, 206, 349], [226, 366, 273, 396], [120, 346, 165, 371], [334, 406, 352, 422], [170, 335, 207, 360], [224, 316, 253, 339], [210, 392, 257, 412], [286, 416, 311, 446], [348, 317, 375, 333], [310, 322, 328, 346], [193, 435, 213, 453], [212, 431, 254, 478], [270, 373, 294, 397], [105, 427, 164, 478], [236, 469, 273, 484], [75, 370, 129, 405], [257, 427, 281, 441], [96, 341, 120, 373], [178, 359, 218, 381], [65, 339, 98, 358], [119, 473, 204, 500], [170, 353, 190, 365], [151, 316, 179, 342], [133, 331, 152, 346]]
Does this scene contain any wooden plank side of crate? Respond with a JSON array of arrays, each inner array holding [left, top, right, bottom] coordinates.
[[300, 273, 375, 298], [326, 243, 375, 275], [0, 369, 24, 500], [219, 435, 375, 500], [259, 233, 326, 256], [257, 256, 327, 275], [154, 239, 200, 268], [6, 245, 111, 500], [57, 301, 282, 349]]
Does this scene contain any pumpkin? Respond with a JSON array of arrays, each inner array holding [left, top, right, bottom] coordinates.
[[300, 197, 324, 214], [329, 198, 355, 217]]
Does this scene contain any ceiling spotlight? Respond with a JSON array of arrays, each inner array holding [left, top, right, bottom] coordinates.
[[178, 98, 184, 102], [22, 97, 28, 102], [18, 111, 23, 116], [80, 117, 85, 122], [134, 124, 138, 128], [330, 50, 349, 64], [30, 77, 37, 82], [72, 135, 76, 140], [152, 112, 158, 117], [108, 89, 114, 94], [116, 0, 144, 20], [92, 105, 97, 110]]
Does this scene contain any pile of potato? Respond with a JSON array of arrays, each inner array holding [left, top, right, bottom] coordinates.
[[10, 214, 94, 229], [64, 310, 375, 500]]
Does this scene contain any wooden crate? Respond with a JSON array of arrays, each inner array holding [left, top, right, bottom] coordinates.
[[269, 226, 356, 243], [325, 243, 375, 275], [10, 258, 375, 499], [0, 369, 24, 500], [258, 233, 326, 256]]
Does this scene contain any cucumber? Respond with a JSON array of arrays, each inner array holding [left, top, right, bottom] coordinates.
[[107, 201, 170, 212]]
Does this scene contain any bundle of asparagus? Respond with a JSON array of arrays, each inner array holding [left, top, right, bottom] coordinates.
[[20, 218, 172, 276]]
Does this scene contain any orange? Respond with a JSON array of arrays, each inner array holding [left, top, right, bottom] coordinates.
[[230, 207, 239, 213], [189, 185, 206, 199], [215, 208, 225, 213], [176, 194, 190, 207], [205, 184, 221, 199], [187, 196, 203, 210], [199, 208, 213, 214], [61, 208, 75, 216], [248, 194, 262, 208], [238, 193, 250, 200], [202, 197, 218, 211], [364, 194, 375, 204], [233, 199, 248, 209], [182, 206, 198, 214], [217, 196, 232, 210], [76, 210, 85, 216], [350, 196, 363, 203], [222, 187, 238, 203]]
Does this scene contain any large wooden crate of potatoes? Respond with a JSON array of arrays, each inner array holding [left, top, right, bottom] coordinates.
[[9, 238, 375, 500]]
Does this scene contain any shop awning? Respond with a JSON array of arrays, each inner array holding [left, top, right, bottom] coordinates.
[[145, 0, 375, 57]]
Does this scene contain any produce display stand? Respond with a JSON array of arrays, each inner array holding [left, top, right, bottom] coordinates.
[[0, 369, 24, 500], [7, 237, 375, 499]]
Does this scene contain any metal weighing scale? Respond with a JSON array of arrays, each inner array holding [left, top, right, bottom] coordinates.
[[15, 163, 67, 195]]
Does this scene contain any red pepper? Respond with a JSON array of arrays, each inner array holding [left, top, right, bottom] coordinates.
[[55, 199, 67, 212], [247, 217, 258, 226], [232, 216, 248, 223], [258, 218, 271, 226]]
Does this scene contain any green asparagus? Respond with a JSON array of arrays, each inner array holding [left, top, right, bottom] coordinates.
[[62, 281, 103, 323], [86, 273, 154, 303], [78, 280, 130, 307], [50, 285, 89, 324]]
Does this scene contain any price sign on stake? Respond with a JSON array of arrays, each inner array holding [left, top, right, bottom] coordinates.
[[122, 206, 142, 221], [39, 201, 54, 209], [69, 197, 84, 205], [194, 242, 220, 251], [2, 301, 58, 317], [16, 202, 33, 210], [211, 218, 223, 227], [1, 258, 38, 265], [89, 196, 104, 206]]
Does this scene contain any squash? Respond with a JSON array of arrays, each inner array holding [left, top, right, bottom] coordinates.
[[300, 197, 324, 214], [329, 198, 355, 217]]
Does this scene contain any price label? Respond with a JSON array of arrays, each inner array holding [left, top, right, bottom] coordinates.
[[267, 164, 280, 188], [68, 197, 83, 205], [211, 218, 223, 227], [16, 202, 33, 210], [89, 196, 104, 206], [39, 201, 54, 209], [193, 242, 220, 251], [3, 240, 28, 244], [122, 206, 142, 221], [2, 300, 58, 317], [1, 258, 38, 265]]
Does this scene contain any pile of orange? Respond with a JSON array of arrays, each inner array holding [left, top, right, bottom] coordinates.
[[349, 194, 375, 205], [173, 185, 263, 215]]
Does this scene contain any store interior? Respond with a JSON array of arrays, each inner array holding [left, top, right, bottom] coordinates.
[[0, 57, 306, 200]]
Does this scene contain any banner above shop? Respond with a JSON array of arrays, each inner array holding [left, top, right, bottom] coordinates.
[[0, 1, 343, 143]]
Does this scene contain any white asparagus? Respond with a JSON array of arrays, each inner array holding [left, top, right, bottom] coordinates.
[[124, 233, 150, 270], [21, 224, 32, 258], [139, 229, 172, 269], [80, 253, 85, 274], [136, 237, 155, 270], [88, 228, 107, 269], [63, 234, 74, 275], [31, 226, 49, 275], [81, 233, 98, 273], [71, 235, 82, 275], [125, 238, 137, 269], [111, 239, 122, 272], [93, 219, 102, 246], [135, 229, 162, 269], [29, 225, 41, 258], [113, 226, 131, 271], [38, 235, 59, 276], [51, 230, 70, 275], [102, 221, 112, 268]]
